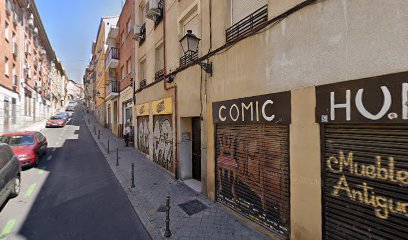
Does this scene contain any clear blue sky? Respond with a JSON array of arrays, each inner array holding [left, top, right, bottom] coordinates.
[[36, 0, 123, 83]]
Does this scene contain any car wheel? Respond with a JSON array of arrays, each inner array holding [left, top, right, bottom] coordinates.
[[9, 175, 21, 198], [34, 155, 39, 166]]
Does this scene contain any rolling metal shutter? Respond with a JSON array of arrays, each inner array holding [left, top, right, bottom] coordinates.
[[323, 125, 408, 240], [215, 124, 290, 239], [153, 115, 173, 171], [137, 116, 149, 155], [232, 0, 267, 24]]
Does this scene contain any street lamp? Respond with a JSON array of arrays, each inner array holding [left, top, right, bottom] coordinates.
[[179, 30, 212, 76]]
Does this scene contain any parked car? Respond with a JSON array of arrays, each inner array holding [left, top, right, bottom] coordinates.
[[65, 106, 75, 112], [46, 116, 67, 128], [57, 112, 70, 121], [0, 132, 47, 167], [0, 143, 21, 207]]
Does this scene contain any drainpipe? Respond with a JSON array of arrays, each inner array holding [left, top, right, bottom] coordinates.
[[162, 0, 179, 179]]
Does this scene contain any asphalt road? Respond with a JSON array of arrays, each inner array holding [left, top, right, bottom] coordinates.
[[0, 108, 151, 240]]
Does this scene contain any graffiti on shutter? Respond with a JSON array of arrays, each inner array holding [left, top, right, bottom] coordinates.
[[216, 124, 290, 238], [153, 115, 173, 171], [323, 125, 408, 240], [137, 116, 149, 155]]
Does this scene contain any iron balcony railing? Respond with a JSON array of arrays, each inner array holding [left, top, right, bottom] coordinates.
[[139, 23, 146, 45], [226, 5, 268, 43], [106, 47, 119, 68], [154, 0, 164, 27], [139, 79, 147, 89], [154, 69, 164, 82], [106, 80, 120, 96], [179, 51, 198, 68]]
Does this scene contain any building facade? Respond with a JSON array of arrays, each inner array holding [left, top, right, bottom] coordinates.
[[83, 0, 408, 239], [93, 16, 118, 126], [0, 0, 66, 134]]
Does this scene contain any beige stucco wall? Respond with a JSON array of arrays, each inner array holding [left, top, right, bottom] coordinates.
[[132, 0, 408, 238], [290, 87, 321, 240]]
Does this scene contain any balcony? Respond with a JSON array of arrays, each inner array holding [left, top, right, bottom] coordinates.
[[106, 81, 120, 101], [108, 26, 119, 39], [12, 42, 18, 57], [106, 47, 119, 69], [179, 51, 198, 68], [154, 69, 164, 82], [226, 5, 268, 43]]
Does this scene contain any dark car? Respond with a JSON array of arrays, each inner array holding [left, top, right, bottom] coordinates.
[[57, 112, 70, 120], [0, 143, 21, 208], [46, 116, 66, 128], [0, 132, 47, 167], [65, 106, 75, 112]]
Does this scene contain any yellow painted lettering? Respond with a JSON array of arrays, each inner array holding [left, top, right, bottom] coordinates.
[[332, 175, 352, 198], [376, 156, 388, 180], [327, 156, 342, 173], [388, 157, 398, 183], [354, 163, 366, 176], [352, 189, 363, 203], [360, 182, 376, 207], [366, 164, 376, 179], [397, 170, 408, 185], [375, 196, 389, 219], [340, 151, 353, 173]]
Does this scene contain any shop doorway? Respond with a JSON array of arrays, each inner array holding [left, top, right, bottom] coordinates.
[[192, 117, 201, 181]]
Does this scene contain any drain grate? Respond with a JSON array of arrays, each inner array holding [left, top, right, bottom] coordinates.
[[179, 199, 208, 216]]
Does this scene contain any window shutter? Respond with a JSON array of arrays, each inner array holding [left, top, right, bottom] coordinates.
[[232, 0, 267, 24]]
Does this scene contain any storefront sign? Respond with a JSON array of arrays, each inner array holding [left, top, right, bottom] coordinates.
[[136, 103, 149, 116], [152, 97, 172, 115], [212, 92, 291, 124], [316, 72, 408, 123]]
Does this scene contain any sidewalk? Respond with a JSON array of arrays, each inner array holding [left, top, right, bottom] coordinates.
[[82, 111, 270, 240], [0, 119, 47, 134]]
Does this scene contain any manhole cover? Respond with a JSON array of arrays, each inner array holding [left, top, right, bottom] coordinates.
[[179, 200, 208, 216]]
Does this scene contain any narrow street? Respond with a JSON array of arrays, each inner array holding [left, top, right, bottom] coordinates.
[[0, 109, 150, 240]]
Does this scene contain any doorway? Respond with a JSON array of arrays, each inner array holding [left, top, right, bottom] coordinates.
[[192, 117, 201, 181]]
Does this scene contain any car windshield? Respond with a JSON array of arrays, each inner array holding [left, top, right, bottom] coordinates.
[[0, 135, 35, 146], [51, 117, 63, 120]]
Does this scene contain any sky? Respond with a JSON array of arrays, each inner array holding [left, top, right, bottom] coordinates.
[[36, 0, 123, 83]]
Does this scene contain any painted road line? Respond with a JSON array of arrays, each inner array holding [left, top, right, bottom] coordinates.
[[0, 219, 16, 240], [46, 155, 52, 161], [38, 167, 46, 175], [25, 184, 37, 197]]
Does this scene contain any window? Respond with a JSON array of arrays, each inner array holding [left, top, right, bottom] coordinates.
[[231, 0, 267, 25], [140, 4, 147, 24], [5, 22, 10, 41], [127, 58, 131, 74], [4, 57, 9, 77], [181, 14, 199, 56], [139, 60, 146, 81], [12, 32, 16, 44], [127, 18, 131, 34], [12, 64, 16, 84], [121, 66, 125, 80], [155, 43, 164, 72]]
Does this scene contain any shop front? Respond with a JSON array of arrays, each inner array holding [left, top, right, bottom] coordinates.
[[136, 102, 149, 156], [212, 92, 291, 239], [316, 72, 408, 239]]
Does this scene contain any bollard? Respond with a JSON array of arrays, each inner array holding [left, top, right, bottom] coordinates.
[[107, 139, 110, 153], [116, 148, 119, 166], [131, 163, 135, 188], [98, 130, 100, 139], [164, 196, 171, 238]]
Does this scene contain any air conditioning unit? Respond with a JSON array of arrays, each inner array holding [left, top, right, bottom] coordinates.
[[25, 44, 30, 54], [28, 13, 34, 28], [33, 27, 39, 35], [40, 48, 46, 55], [146, 0, 161, 20], [133, 24, 142, 40], [13, 12, 18, 24], [5, 0, 12, 15], [12, 43, 18, 57]]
